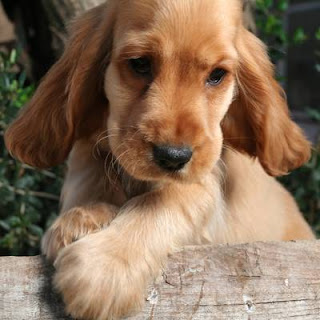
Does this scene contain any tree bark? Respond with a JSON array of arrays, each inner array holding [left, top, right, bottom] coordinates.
[[243, 0, 257, 33], [1, 240, 320, 320], [41, 0, 106, 56]]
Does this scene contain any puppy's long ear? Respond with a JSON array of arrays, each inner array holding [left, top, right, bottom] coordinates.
[[5, 2, 117, 168], [222, 27, 311, 176]]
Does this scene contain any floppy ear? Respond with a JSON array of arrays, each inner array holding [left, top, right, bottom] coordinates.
[[222, 27, 311, 176], [5, 2, 117, 169]]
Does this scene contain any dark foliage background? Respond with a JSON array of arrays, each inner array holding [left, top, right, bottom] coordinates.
[[0, 50, 63, 255], [0, 0, 319, 256]]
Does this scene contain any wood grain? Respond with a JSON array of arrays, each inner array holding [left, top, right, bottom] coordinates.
[[1, 241, 320, 319]]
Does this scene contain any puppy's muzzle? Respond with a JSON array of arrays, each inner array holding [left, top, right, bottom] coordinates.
[[153, 145, 193, 172]]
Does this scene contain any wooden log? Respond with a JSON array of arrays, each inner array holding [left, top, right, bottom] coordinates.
[[1, 240, 320, 319]]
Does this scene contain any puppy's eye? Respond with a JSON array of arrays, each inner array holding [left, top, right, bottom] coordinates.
[[128, 57, 152, 77], [207, 68, 227, 86]]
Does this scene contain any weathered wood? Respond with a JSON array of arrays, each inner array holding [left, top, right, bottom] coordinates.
[[1, 241, 320, 319]]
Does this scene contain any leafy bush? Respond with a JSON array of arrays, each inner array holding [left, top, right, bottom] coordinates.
[[0, 49, 62, 255], [256, 0, 308, 64]]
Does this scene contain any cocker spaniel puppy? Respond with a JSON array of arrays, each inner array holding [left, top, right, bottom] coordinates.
[[5, 0, 314, 319]]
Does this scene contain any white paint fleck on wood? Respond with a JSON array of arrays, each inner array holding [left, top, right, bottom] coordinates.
[[147, 288, 159, 305]]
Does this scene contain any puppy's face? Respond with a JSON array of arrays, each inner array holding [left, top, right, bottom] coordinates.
[[105, 0, 240, 182], [5, 0, 310, 179]]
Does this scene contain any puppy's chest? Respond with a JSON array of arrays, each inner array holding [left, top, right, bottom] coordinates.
[[120, 172, 154, 199]]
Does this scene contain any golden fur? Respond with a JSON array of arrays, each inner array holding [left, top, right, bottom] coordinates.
[[5, 0, 314, 319]]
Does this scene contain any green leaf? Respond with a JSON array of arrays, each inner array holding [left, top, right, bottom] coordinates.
[[277, 0, 288, 11], [306, 108, 320, 121], [293, 28, 308, 44], [256, 0, 271, 12], [315, 27, 320, 41], [29, 225, 43, 238], [9, 49, 17, 65], [312, 170, 320, 182], [8, 216, 21, 228], [0, 220, 10, 231], [18, 72, 27, 87], [265, 15, 278, 34]]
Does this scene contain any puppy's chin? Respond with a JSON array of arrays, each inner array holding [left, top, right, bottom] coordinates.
[[119, 160, 211, 184], [123, 164, 199, 184]]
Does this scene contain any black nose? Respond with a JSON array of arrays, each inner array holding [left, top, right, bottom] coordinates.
[[153, 145, 193, 171]]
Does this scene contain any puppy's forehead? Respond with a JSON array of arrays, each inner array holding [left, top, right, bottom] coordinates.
[[115, 0, 242, 57]]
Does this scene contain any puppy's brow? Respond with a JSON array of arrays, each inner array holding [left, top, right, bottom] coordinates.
[[211, 58, 237, 72], [118, 46, 152, 59], [179, 52, 237, 73], [115, 32, 160, 56]]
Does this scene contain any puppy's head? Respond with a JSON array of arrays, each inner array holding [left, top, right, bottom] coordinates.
[[5, 0, 310, 182]]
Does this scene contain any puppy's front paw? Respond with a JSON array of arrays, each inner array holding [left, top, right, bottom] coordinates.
[[54, 232, 148, 320], [42, 204, 118, 261]]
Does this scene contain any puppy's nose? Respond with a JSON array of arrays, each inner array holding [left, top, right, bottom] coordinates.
[[153, 145, 193, 171]]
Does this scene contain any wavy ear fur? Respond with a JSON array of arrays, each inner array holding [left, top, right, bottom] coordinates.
[[5, 2, 117, 168], [222, 27, 311, 176]]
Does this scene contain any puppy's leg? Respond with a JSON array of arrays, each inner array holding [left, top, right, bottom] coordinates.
[[42, 203, 119, 261], [54, 177, 219, 320]]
